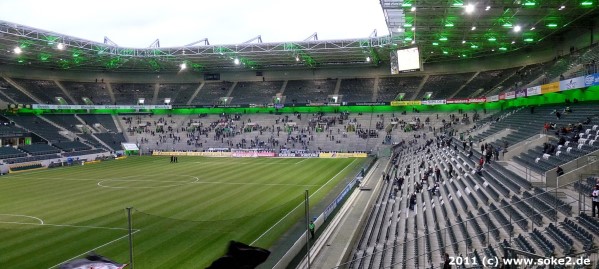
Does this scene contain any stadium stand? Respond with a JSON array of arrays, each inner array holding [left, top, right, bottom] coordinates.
[[190, 81, 233, 105], [229, 81, 283, 105], [338, 78, 375, 103], [77, 114, 119, 133], [453, 67, 520, 98], [284, 79, 336, 104], [0, 77, 36, 103], [42, 114, 85, 133], [4, 115, 69, 143], [94, 132, 127, 151], [53, 141, 91, 152], [11, 79, 67, 104], [376, 76, 424, 101], [60, 81, 112, 105], [418, 73, 475, 99], [157, 83, 199, 105], [18, 143, 61, 155], [111, 83, 155, 104]]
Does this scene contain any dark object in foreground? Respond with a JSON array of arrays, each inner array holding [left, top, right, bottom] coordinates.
[[60, 252, 127, 269], [206, 241, 271, 269]]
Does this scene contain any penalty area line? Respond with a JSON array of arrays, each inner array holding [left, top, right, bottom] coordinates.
[[47, 230, 140, 269], [251, 158, 357, 245]]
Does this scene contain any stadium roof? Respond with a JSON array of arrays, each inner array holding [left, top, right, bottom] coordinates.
[[0, 20, 392, 73], [381, 0, 599, 61], [0, 1, 597, 73]]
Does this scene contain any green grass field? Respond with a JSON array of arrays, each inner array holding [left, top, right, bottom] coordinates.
[[0, 156, 365, 268]]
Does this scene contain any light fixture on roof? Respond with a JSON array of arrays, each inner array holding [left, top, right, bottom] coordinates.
[[411, 6, 416, 11], [531, 27, 536, 30], [13, 47, 21, 54], [485, 5, 491, 10], [234, 58, 240, 65], [57, 43, 65, 50], [514, 25, 522, 32], [471, 26, 476, 30], [465, 3, 475, 13], [559, 5, 565, 10], [511, 40, 516, 44], [179, 62, 187, 70], [462, 40, 466, 44]]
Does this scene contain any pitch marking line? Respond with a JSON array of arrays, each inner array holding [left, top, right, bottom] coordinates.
[[295, 158, 309, 165], [97, 177, 200, 189], [47, 230, 140, 269], [0, 214, 134, 231], [0, 214, 44, 224], [251, 158, 358, 245]]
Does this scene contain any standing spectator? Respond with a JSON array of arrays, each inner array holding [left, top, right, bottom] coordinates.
[[309, 221, 315, 239], [556, 166, 564, 176], [443, 253, 451, 269], [592, 185, 599, 218]]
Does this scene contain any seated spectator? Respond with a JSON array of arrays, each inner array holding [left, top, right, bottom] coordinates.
[[565, 106, 572, 113]]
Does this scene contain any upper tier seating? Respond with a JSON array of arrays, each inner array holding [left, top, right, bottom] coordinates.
[[0, 77, 36, 103], [111, 83, 155, 105], [157, 83, 199, 105], [190, 82, 233, 105], [285, 79, 336, 104], [12, 79, 67, 104], [455, 67, 519, 98], [229, 81, 283, 105], [419, 73, 475, 99], [60, 81, 112, 105], [376, 76, 423, 101], [338, 78, 374, 103]]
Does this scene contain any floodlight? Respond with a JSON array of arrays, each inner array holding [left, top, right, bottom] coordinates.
[[13, 47, 21, 54], [411, 27, 416, 31], [531, 27, 536, 30], [164, 98, 171, 105], [234, 58, 240, 65], [411, 7, 416, 11], [57, 43, 64, 50], [511, 40, 516, 44], [180, 62, 187, 70], [366, 56, 371, 62], [471, 26, 476, 30], [514, 25, 522, 32], [465, 4, 475, 13], [559, 5, 565, 10], [295, 56, 300, 61], [462, 40, 466, 44], [485, 6, 491, 10], [138, 98, 145, 105]]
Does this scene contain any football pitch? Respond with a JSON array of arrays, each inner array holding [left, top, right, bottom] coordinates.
[[0, 156, 366, 269]]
